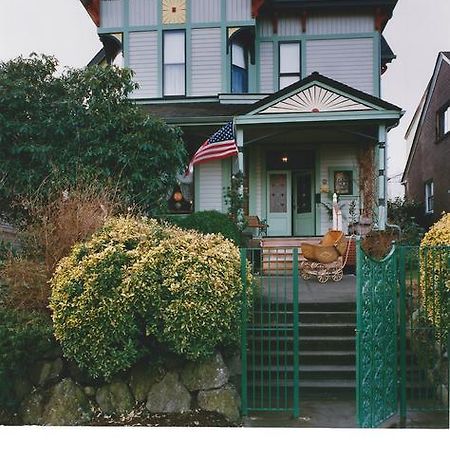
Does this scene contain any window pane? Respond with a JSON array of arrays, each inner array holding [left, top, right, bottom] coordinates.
[[280, 75, 300, 89], [445, 107, 449, 134], [164, 31, 185, 64], [232, 65, 248, 93], [232, 43, 246, 69], [164, 64, 185, 96], [280, 43, 300, 73], [269, 174, 287, 213]]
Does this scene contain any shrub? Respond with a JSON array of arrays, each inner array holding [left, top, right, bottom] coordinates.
[[126, 230, 245, 360], [1, 182, 122, 311], [387, 197, 425, 244], [50, 217, 250, 380], [170, 210, 242, 245], [0, 308, 57, 409], [420, 213, 450, 341]]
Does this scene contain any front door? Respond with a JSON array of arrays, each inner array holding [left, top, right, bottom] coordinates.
[[266, 171, 292, 236], [293, 171, 315, 236]]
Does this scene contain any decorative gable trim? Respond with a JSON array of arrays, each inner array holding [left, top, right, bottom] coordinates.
[[258, 84, 373, 114]]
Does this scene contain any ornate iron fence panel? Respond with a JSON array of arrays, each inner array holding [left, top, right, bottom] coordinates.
[[240, 248, 300, 418], [356, 241, 398, 428]]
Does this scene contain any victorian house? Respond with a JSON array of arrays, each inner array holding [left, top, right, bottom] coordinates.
[[80, 0, 402, 237]]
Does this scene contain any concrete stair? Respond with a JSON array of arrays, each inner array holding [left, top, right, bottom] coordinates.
[[247, 300, 357, 400], [260, 237, 320, 275]]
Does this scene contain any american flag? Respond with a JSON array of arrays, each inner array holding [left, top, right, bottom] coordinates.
[[187, 122, 238, 175]]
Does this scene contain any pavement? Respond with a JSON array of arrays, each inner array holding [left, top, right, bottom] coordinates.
[[243, 399, 449, 429]]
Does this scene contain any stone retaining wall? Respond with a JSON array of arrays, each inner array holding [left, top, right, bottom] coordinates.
[[14, 351, 241, 426]]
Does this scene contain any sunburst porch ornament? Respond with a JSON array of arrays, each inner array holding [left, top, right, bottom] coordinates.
[[260, 85, 373, 114], [162, 0, 186, 24]]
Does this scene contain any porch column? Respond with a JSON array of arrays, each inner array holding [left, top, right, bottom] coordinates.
[[236, 126, 245, 227], [377, 125, 387, 231]]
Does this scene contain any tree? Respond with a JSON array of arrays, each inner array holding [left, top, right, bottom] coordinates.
[[0, 54, 186, 220]]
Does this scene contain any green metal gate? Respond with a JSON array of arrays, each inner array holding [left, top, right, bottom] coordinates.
[[356, 242, 399, 428], [240, 247, 300, 418], [357, 242, 449, 428]]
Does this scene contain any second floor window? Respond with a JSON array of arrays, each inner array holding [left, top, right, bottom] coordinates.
[[231, 43, 248, 94], [279, 42, 301, 90], [437, 104, 450, 139], [163, 30, 185, 97], [425, 180, 434, 214]]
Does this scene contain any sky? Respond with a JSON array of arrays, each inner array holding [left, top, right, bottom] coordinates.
[[1, 0, 449, 198]]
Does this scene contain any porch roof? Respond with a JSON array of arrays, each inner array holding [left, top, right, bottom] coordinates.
[[234, 72, 403, 127]]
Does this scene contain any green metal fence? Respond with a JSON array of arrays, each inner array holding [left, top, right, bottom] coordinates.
[[357, 242, 449, 428], [399, 245, 449, 416], [240, 247, 300, 418]]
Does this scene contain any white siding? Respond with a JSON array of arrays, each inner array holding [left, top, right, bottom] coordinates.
[[259, 42, 274, 93], [100, 0, 124, 28], [191, 28, 222, 96], [255, 151, 263, 218], [197, 161, 223, 212], [278, 16, 303, 36], [191, 0, 221, 23], [306, 38, 374, 94], [319, 146, 359, 234], [258, 19, 273, 38], [226, 0, 252, 22], [129, 32, 158, 99], [308, 14, 374, 34], [129, 0, 158, 26]]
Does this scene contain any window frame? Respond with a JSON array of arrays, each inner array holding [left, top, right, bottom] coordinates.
[[278, 41, 302, 91], [424, 180, 434, 214], [437, 102, 450, 141], [162, 29, 186, 98], [231, 42, 249, 94]]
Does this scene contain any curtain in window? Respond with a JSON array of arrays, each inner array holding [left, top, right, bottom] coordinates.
[[164, 30, 185, 96]]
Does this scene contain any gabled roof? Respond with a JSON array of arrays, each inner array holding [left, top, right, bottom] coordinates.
[[235, 72, 402, 126], [402, 52, 450, 183]]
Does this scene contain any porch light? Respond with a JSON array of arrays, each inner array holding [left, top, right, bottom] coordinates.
[[282, 156, 288, 163]]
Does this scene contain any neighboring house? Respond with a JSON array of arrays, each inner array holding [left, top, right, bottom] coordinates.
[[80, 0, 402, 237], [402, 52, 450, 228]]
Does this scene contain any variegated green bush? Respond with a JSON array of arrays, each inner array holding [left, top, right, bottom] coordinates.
[[420, 213, 450, 342], [49, 217, 250, 379]]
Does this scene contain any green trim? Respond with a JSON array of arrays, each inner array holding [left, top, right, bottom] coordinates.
[[248, 149, 257, 216], [235, 110, 402, 125], [258, 32, 377, 43], [186, 27, 192, 96], [373, 32, 381, 97], [261, 148, 267, 219]]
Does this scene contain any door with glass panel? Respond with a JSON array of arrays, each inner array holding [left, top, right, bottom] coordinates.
[[293, 171, 315, 236], [266, 171, 292, 236]]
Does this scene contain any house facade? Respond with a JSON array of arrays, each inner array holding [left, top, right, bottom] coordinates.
[[81, 0, 402, 237], [402, 52, 450, 228]]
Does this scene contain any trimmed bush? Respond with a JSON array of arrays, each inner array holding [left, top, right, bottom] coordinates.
[[50, 217, 250, 380], [0, 308, 57, 409], [170, 211, 241, 246], [420, 213, 450, 341]]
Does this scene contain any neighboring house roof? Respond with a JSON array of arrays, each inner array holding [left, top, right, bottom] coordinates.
[[402, 52, 450, 183]]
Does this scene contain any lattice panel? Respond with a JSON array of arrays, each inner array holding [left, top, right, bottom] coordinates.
[[260, 85, 373, 114], [357, 247, 398, 428]]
